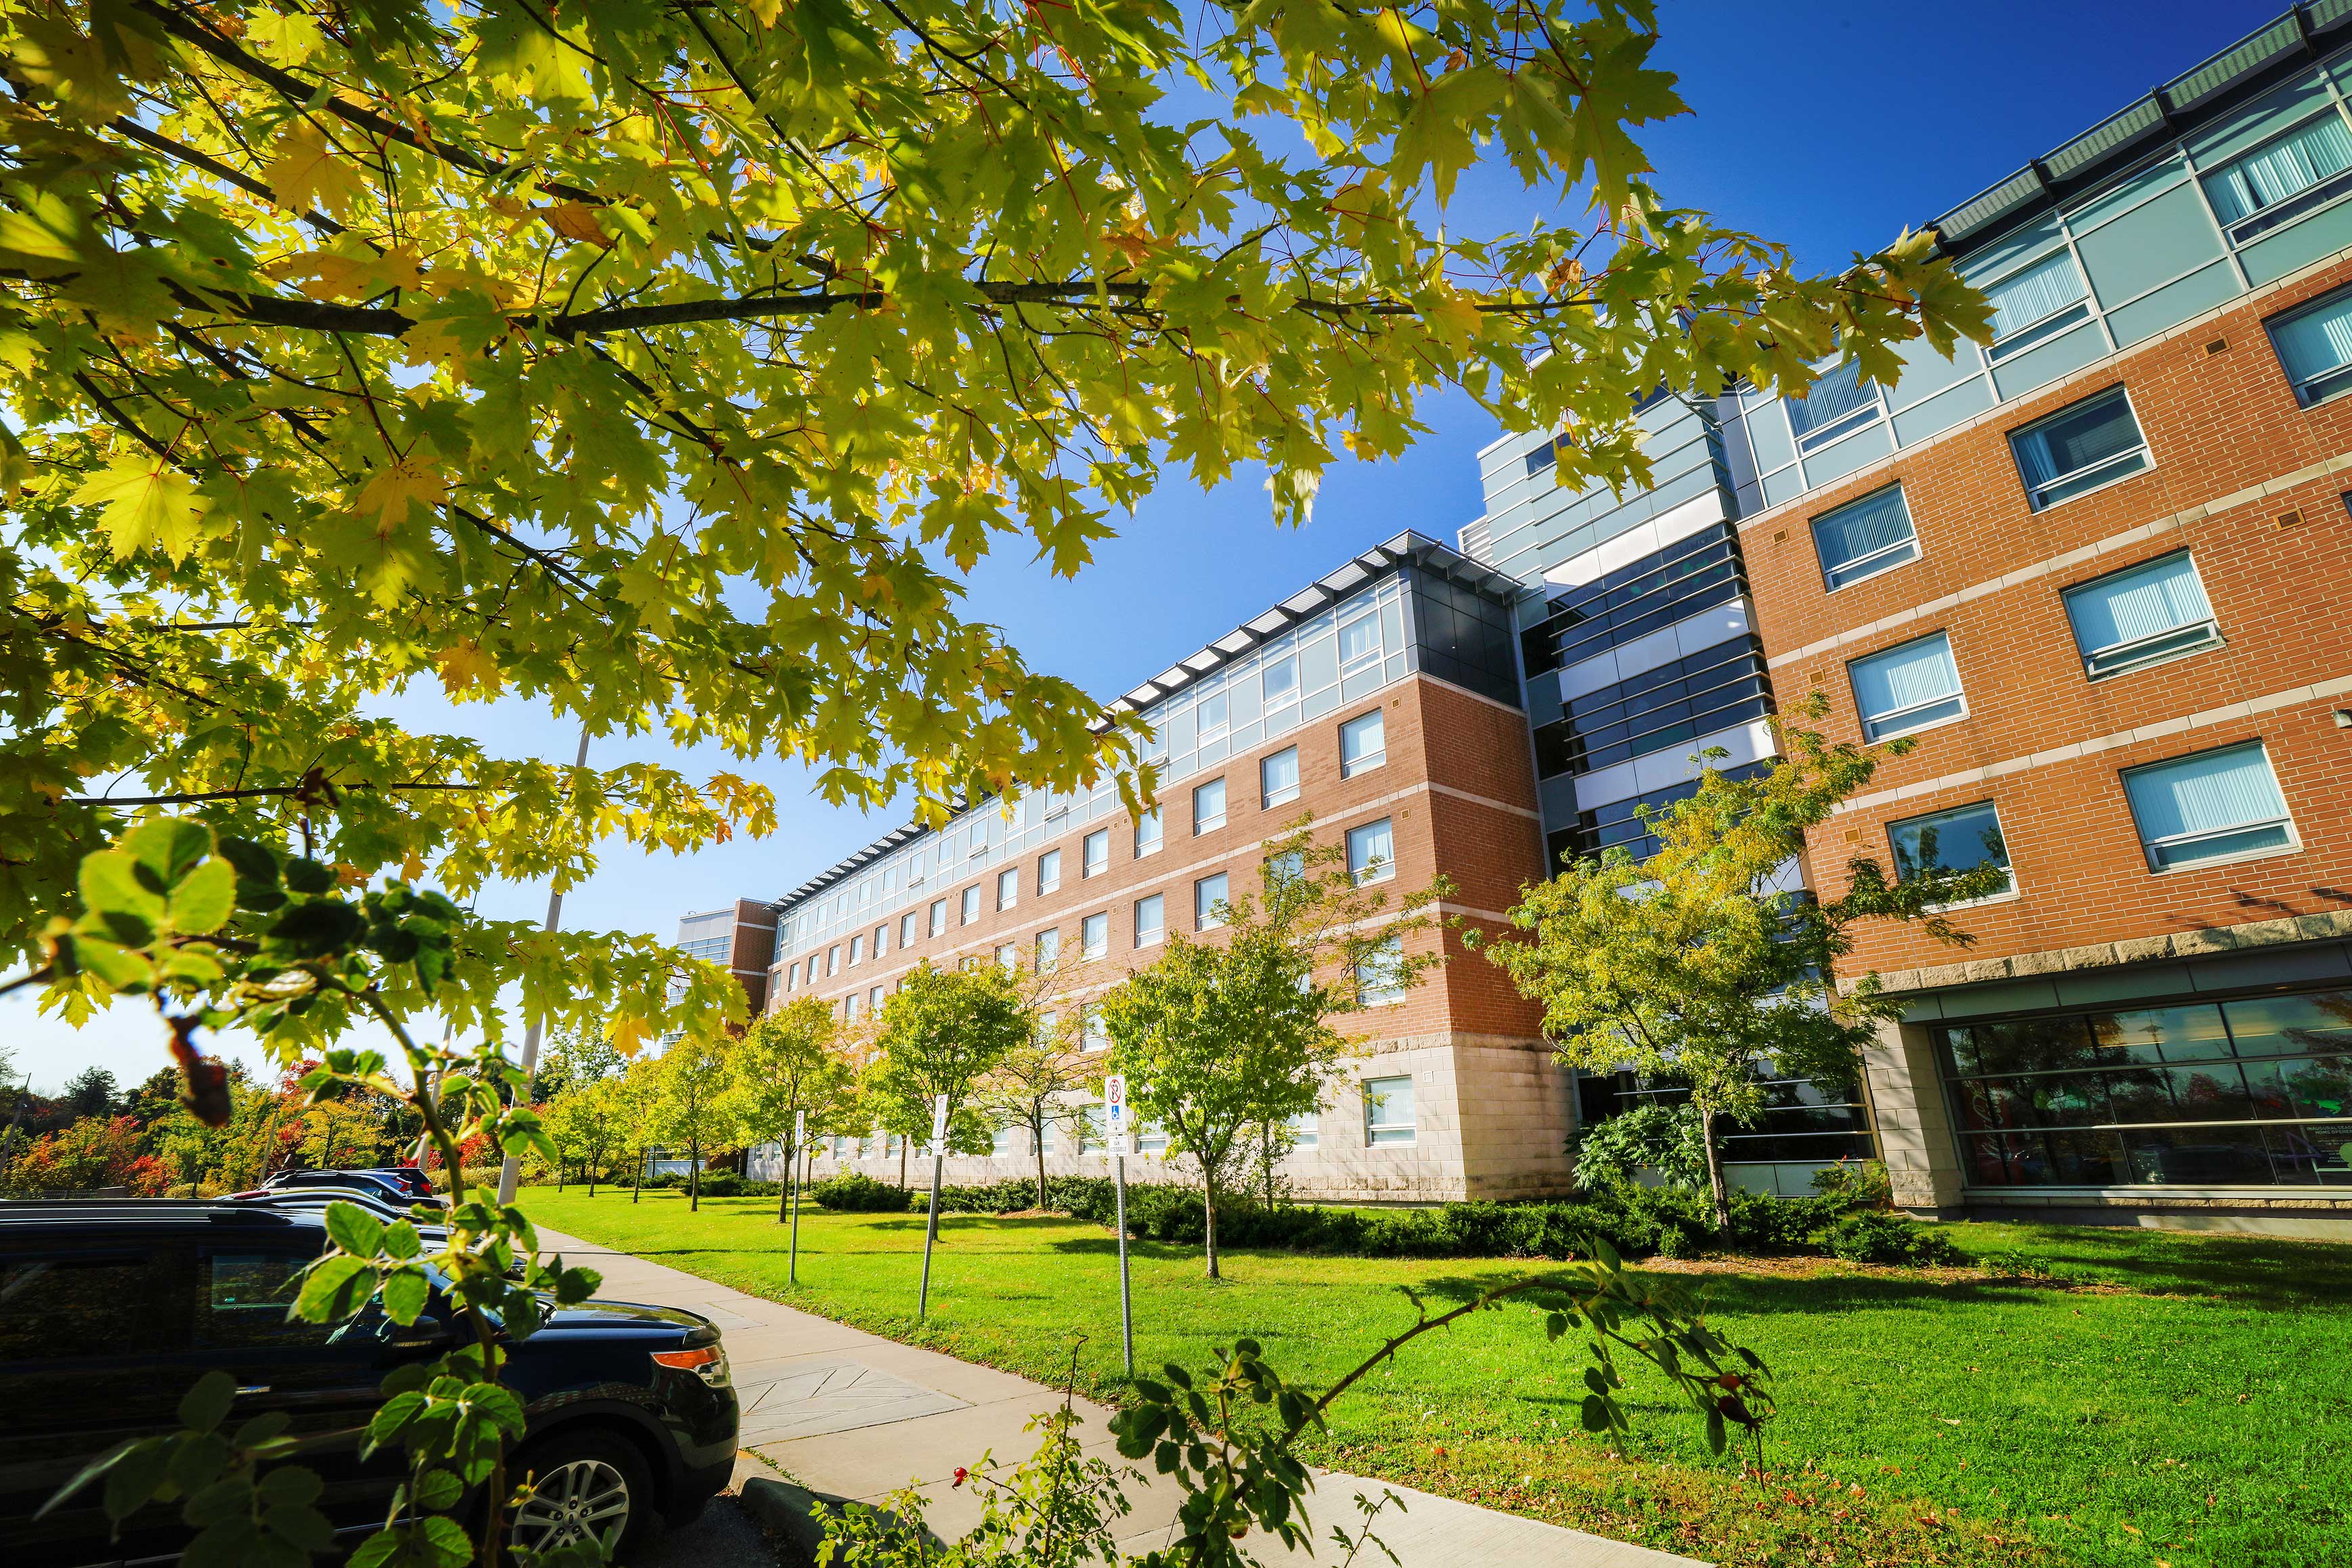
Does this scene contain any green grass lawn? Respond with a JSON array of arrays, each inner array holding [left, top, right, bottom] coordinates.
[[522, 1187, 2352, 1568]]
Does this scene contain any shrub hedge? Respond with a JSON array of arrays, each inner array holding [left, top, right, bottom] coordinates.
[[809, 1171, 916, 1213], [900, 1175, 1957, 1265]]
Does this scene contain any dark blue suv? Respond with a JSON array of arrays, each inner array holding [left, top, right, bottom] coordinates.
[[0, 1202, 738, 1565]]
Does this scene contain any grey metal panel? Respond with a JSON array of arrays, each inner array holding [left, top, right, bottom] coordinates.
[[2051, 962, 2197, 1007], [2187, 942, 2352, 991], [1734, 478, 1765, 517], [1741, 398, 1796, 474], [1878, 330, 1982, 413], [1890, 374, 1997, 448], [1538, 772, 1582, 825], [2076, 183, 2229, 305], [1760, 465, 1809, 509], [1796, 421, 1894, 489], [2181, 68, 2334, 166], [2066, 153, 2191, 235], [1927, 978, 2066, 1019], [2102, 259, 2244, 347], [1989, 319, 2108, 401], [2236, 198, 2352, 284]]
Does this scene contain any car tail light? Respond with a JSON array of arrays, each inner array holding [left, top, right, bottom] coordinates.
[[651, 1345, 730, 1388]]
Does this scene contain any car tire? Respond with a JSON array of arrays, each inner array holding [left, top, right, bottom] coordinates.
[[504, 1429, 657, 1561]]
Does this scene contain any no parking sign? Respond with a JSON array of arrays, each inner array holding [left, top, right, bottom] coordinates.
[[1103, 1075, 1127, 1136]]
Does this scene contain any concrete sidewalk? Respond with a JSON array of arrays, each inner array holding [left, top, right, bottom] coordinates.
[[543, 1228, 1703, 1567]]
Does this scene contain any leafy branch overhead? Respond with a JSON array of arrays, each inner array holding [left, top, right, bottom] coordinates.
[[1, 0, 1987, 972]]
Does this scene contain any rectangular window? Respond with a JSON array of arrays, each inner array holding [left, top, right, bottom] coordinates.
[[1339, 710, 1385, 777], [997, 867, 1019, 912], [786, 961, 799, 990], [1082, 828, 1109, 878], [1197, 692, 1230, 744], [2123, 742, 2296, 872], [1195, 872, 1228, 931], [2063, 552, 2220, 678], [929, 899, 947, 937], [901, 912, 918, 948], [1036, 926, 1061, 968], [1355, 933, 1406, 1004], [1848, 632, 1965, 741], [995, 943, 1017, 970], [1082, 912, 1109, 960], [849, 935, 864, 966], [1347, 817, 1396, 884], [1193, 777, 1226, 834], [827, 944, 841, 976], [1262, 654, 1300, 711], [991, 1125, 1018, 1157], [1888, 801, 2012, 895], [1786, 359, 1882, 451], [869, 985, 883, 1014], [2202, 111, 2352, 244], [1364, 1075, 1415, 1146], [1134, 809, 1162, 858], [1268, 847, 1304, 885], [1038, 848, 1062, 894], [1982, 250, 2092, 361], [1810, 485, 1918, 591], [1082, 1004, 1109, 1052], [1261, 746, 1300, 807], [2267, 286, 2352, 406], [2010, 387, 2150, 510], [1134, 1121, 1168, 1155], [844, 992, 860, 1022], [960, 884, 982, 924], [1339, 612, 1382, 671], [1134, 893, 1165, 945], [1289, 1111, 1318, 1150]]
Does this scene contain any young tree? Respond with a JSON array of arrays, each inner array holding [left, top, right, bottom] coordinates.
[[868, 962, 1032, 1186], [727, 999, 856, 1221], [614, 1056, 664, 1204], [973, 941, 1101, 1209], [1105, 822, 1449, 1279], [1483, 709, 2009, 1231], [533, 1023, 625, 1104], [649, 1035, 734, 1211], [543, 1078, 625, 1195]]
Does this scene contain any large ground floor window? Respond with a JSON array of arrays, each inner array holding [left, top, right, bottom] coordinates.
[[1580, 1070, 1876, 1166], [1938, 989, 2351, 1187]]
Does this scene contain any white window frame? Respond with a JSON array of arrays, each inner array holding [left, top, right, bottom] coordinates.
[[1082, 828, 1109, 878], [1363, 1075, 1415, 1148], [2061, 550, 2222, 679], [1847, 631, 1967, 742], [997, 866, 1019, 912], [1347, 817, 1396, 885], [1036, 927, 1061, 968], [1260, 745, 1301, 808], [2121, 742, 2299, 874], [1134, 807, 1163, 859], [960, 884, 982, 924], [1885, 799, 2016, 906], [1195, 872, 1228, 931], [1082, 912, 1109, 960], [1037, 847, 1062, 895], [1978, 248, 2095, 364], [1134, 893, 1165, 947], [929, 899, 947, 937], [1809, 484, 1920, 593], [900, 911, 918, 948], [2264, 284, 2352, 407], [1354, 933, 1406, 1005], [1193, 777, 1226, 834], [2008, 386, 2151, 512], [1339, 709, 1386, 778]]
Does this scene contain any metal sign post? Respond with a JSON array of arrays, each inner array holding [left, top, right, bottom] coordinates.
[[917, 1093, 949, 1321], [1104, 1075, 1134, 1377], [788, 1108, 806, 1286]]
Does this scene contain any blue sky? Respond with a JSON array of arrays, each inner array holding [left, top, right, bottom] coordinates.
[[6, 0, 2280, 1093]]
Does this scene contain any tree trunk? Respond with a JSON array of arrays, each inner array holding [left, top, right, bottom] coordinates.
[[1032, 1112, 1047, 1209], [1701, 1106, 1731, 1234], [1202, 1166, 1221, 1280], [689, 1142, 701, 1211], [899, 1140, 908, 1189], [632, 1148, 642, 1203], [778, 1138, 794, 1223], [589, 1161, 598, 1197], [1262, 1125, 1276, 1209], [558, 1160, 567, 1192]]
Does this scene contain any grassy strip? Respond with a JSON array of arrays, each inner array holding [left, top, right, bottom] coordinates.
[[523, 1188, 2352, 1567]]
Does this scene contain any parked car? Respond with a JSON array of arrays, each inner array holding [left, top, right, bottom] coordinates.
[[0, 1202, 737, 1565], [230, 1167, 445, 1207]]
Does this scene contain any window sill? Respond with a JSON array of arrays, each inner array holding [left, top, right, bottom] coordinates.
[[1262, 789, 1301, 809], [1194, 820, 1225, 835], [1823, 550, 1921, 596], [1134, 933, 1165, 949], [2026, 455, 2154, 514], [1366, 1138, 1419, 1150], [1341, 758, 1388, 780], [1038, 882, 1061, 896], [2083, 635, 2224, 684], [2148, 840, 2302, 876], [1863, 708, 1967, 746], [1922, 885, 2020, 914], [1134, 845, 1163, 860]]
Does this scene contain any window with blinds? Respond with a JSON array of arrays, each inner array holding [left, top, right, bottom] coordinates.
[[2009, 387, 2150, 510], [1848, 631, 1966, 742], [2122, 742, 2295, 871], [1811, 485, 1920, 591], [1982, 250, 2093, 362], [2266, 287, 2352, 407], [2202, 110, 2352, 244], [2062, 551, 2220, 677]]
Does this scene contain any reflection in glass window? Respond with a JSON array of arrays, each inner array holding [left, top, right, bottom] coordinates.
[[2010, 387, 2150, 510], [1082, 1006, 1109, 1053], [1263, 654, 1300, 709], [1134, 893, 1165, 945], [1364, 1075, 1415, 1146], [1195, 872, 1228, 931], [2202, 111, 2352, 242], [202, 1252, 334, 1347], [2267, 286, 2352, 405], [1982, 250, 2092, 361], [1848, 632, 1965, 741], [0, 1251, 164, 1360], [2062, 552, 2219, 678], [1197, 691, 1230, 742], [1261, 746, 1300, 807], [1082, 912, 1109, 960], [1810, 486, 1919, 591], [2122, 742, 2294, 870], [1339, 709, 1385, 776], [1888, 801, 2010, 894], [1267, 849, 1304, 886], [1347, 817, 1395, 884], [1339, 612, 1381, 670], [1355, 934, 1406, 1004], [1134, 808, 1162, 857]]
